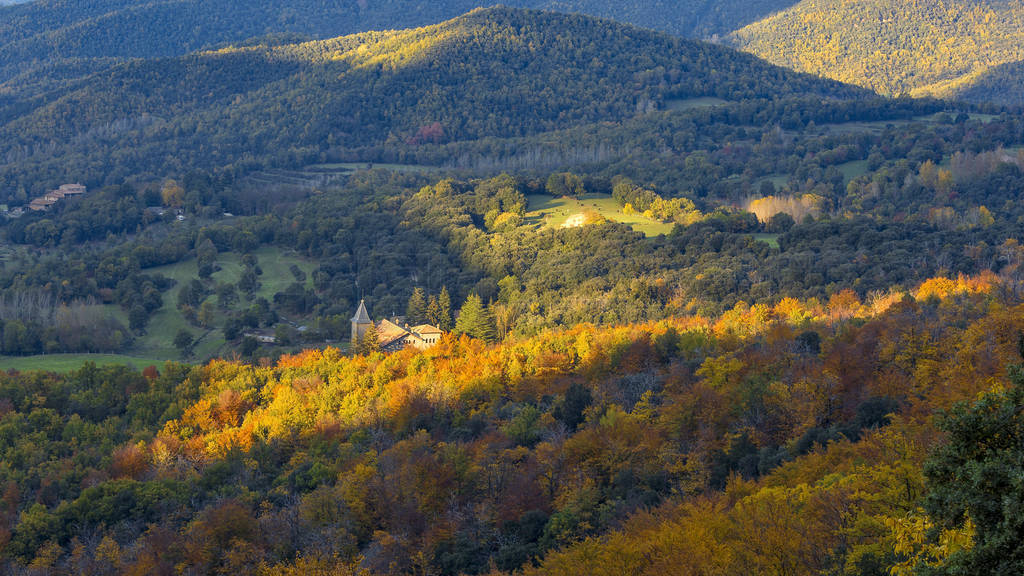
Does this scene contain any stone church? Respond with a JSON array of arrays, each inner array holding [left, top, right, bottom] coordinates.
[[351, 299, 443, 352]]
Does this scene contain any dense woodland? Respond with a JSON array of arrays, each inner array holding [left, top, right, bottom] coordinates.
[[1, 277, 1022, 574], [4, 0, 1024, 107], [0, 7, 863, 200], [2, 95, 1024, 359], [728, 0, 1024, 102], [0, 0, 795, 89]]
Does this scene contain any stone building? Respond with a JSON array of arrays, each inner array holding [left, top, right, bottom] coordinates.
[[351, 299, 442, 352]]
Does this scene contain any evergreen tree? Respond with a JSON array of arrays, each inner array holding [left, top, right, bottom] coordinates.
[[406, 287, 427, 325], [921, 364, 1024, 575], [436, 286, 453, 331], [359, 322, 381, 355], [454, 293, 496, 342], [427, 295, 442, 328]]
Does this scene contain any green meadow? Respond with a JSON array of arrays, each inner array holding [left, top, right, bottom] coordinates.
[[525, 194, 676, 237]]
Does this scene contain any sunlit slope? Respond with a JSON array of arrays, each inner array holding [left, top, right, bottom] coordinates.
[[0, 0, 798, 87], [727, 0, 1024, 101], [0, 7, 863, 179]]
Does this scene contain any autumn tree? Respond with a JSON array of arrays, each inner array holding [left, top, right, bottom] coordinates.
[[161, 179, 185, 208]]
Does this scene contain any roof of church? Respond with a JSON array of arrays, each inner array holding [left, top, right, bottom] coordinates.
[[351, 299, 371, 323], [377, 318, 409, 348]]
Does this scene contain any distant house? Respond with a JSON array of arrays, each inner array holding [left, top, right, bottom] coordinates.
[[243, 331, 276, 344], [351, 299, 443, 353], [28, 197, 58, 211], [25, 183, 87, 211], [58, 183, 86, 195]]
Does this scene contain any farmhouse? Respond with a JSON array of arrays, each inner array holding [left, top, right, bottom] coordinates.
[[351, 299, 443, 353], [28, 197, 58, 211], [26, 183, 87, 211], [58, 183, 86, 195]]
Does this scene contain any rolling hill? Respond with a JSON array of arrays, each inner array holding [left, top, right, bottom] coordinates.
[[727, 0, 1024, 102], [0, 0, 802, 94], [0, 6, 864, 197]]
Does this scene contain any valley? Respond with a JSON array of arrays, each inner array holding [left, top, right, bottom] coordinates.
[[0, 2, 1022, 576]]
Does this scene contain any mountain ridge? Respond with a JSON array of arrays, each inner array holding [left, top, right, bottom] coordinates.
[[0, 6, 866, 194]]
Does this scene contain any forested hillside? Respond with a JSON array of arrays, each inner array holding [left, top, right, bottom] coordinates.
[[728, 0, 1024, 101], [949, 59, 1024, 105], [6, 0, 1024, 106], [0, 7, 862, 200], [0, 277, 1020, 573], [0, 0, 794, 88]]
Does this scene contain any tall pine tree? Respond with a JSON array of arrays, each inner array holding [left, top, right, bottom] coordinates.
[[427, 295, 441, 328], [406, 287, 427, 325], [454, 293, 496, 342], [437, 286, 453, 331], [358, 322, 381, 355]]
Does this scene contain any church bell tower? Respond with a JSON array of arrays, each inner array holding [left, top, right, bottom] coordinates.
[[351, 299, 372, 343]]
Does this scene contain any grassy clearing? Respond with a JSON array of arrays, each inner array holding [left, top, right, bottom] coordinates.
[[131, 246, 317, 361], [836, 160, 869, 183], [751, 174, 790, 190], [250, 246, 316, 301], [525, 194, 675, 237], [665, 97, 729, 111], [0, 353, 172, 372], [751, 233, 780, 248]]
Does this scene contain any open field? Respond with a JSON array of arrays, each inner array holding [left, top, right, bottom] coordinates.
[[836, 160, 869, 183], [751, 233, 780, 248], [0, 353, 172, 372], [525, 194, 675, 237], [130, 246, 317, 360], [749, 174, 790, 190]]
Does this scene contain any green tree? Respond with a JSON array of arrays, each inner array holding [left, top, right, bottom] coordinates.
[[921, 364, 1024, 575], [427, 295, 441, 328], [128, 304, 149, 333], [197, 301, 216, 328], [173, 330, 194, 357], [240, 335, 259, 357], [406, 287, 427, 325], [454, 293, 496, 342], [196, 238, 217, 279], [436, 286, 453, 331], [358, 323, 381, 355], [546, 172, 585, 197]]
